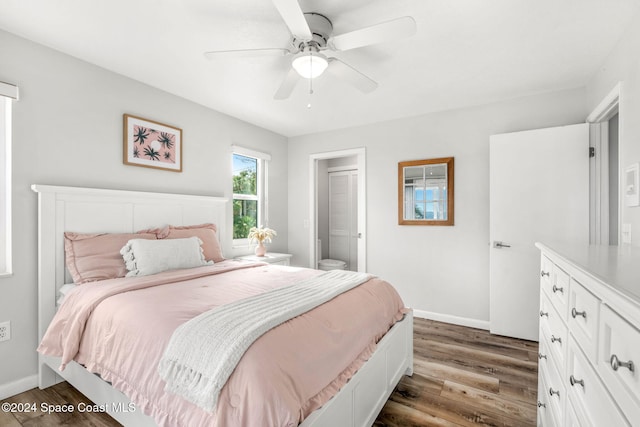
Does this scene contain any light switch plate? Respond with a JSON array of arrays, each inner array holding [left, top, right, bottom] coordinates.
[[622, 223, 632, 244]]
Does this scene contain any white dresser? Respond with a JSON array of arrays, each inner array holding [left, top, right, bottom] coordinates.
[[536, 242, 640, 427]]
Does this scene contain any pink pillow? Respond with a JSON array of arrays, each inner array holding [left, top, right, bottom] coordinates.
[[154, 223, 224, 262], [64, 232, 157, 284]]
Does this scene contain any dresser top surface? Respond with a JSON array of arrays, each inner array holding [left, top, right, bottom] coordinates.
[[536, 242, 640, 303]]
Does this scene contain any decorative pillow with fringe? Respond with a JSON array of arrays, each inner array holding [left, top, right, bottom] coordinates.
[[121, 237, 213, 277], [139, 223, 225, 263], [64, 231, 157, 284]]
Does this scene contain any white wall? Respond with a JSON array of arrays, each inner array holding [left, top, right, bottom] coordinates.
[[0, 30, 287, 391], [586, 9, 640, 246], [288, 88, 587, 326]]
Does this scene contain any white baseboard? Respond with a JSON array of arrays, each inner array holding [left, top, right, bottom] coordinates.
[[0, 375, 38, 400], [413, 309, 490, 331]]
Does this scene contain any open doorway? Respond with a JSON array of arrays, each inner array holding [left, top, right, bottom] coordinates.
[[309, 148, 366, 272], [587, 83, 620, 245]]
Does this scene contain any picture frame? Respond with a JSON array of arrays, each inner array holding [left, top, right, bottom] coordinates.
[[123, 114, 182, 172]]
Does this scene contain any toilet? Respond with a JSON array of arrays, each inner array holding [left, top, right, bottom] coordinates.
[[318, 259, 347, 271]]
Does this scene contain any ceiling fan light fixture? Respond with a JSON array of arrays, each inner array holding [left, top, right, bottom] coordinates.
[[292, 50, 328, 79]]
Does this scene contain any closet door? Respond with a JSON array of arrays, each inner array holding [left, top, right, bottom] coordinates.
[[329, 170, 358, 270], [349, 171, 358, 271], [329, 172, 350, 268]]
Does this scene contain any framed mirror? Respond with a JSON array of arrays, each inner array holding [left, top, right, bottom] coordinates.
[[398, 157, 454, 226]]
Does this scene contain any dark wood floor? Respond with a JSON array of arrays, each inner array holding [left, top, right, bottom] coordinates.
[[374, 319, 538, 427], [1, 318, 538, 426]]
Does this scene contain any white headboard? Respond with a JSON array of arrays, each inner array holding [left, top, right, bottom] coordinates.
[[31, 184, 228, 340]]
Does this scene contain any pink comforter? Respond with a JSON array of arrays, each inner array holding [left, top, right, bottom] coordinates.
[[38, 261, 406, 427]]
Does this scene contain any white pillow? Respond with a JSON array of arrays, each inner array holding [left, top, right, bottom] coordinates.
[[121, 237, 213, 277]]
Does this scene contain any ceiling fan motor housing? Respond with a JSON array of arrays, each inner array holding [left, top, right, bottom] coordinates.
[[293, 13, 333, 51]]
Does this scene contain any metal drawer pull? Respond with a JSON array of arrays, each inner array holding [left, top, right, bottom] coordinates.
[[538, 353, 547, 360], [571, 308, 587, 319], [610, 354, 635, 372], [537, 401, 546, 408], [550, 335, 562, 344], [539, 310, 549, 318], [549, 388, 560, 397], [569, 375, 585, 387], [552, 285, 564, 294], [541, 271, 550, 277]]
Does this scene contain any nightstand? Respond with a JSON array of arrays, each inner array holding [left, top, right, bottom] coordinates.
[[235, 252, 292, 266]]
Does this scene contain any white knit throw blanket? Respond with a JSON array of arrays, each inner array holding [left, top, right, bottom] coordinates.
[[158, 269, 372, 412]]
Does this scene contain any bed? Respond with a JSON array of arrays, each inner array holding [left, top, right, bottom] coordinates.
[[32, 184, 413, 427]]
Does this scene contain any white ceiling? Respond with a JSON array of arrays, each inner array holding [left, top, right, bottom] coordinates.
[[1, 0, 638, 137]]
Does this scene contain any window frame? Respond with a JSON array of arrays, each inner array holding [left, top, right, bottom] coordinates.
[[231, 145, 270, 248]]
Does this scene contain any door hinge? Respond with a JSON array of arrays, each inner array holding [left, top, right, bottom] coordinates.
[[589, 147, 595, 158]]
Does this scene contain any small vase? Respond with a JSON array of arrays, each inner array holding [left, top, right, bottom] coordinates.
[[255, 241, 266, 257]]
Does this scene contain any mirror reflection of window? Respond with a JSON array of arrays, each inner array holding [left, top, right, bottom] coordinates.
[[398, 157, 454, 226]]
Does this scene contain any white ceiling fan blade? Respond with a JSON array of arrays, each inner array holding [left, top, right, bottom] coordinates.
[[326, 58, 377, 93], [271, 0, 312, 41], [204, 48, 289, 59], [274, 68, 301, 100], [330, 16, 416, 51]]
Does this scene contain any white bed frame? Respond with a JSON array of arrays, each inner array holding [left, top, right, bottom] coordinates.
[[32, 184, 413, 427]]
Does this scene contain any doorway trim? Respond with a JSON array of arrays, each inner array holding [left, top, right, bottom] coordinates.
[[587, 82, 621, 245], [309, 147, 366, 272]]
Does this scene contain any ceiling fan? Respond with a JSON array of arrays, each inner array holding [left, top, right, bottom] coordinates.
[[203, 0, 417, 100]]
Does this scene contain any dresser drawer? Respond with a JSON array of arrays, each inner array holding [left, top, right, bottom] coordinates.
[[540, 294, 567, 370], [540, 357, 565, 427], [548, 265, 569, 317], [537, 368, 558, 427], [564, 397, 581, 427], [567, 336, 629, 427], [537, 335, 551, 371], [541, 259, 569, 316], [540, 255, 553, 289], [568, 278, 600, 363], [598, 305, 640, 423]]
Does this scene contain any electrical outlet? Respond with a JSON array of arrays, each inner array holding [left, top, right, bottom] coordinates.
[[0, 321, 10, 342]]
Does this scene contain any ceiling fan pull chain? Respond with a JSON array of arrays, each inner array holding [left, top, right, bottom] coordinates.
[[307, 72, 314, 109]]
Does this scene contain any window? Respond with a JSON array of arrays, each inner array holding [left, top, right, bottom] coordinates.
[[232, 146, 270, 245], [0, 82, 18, 276], [408, 179, 447, 220]]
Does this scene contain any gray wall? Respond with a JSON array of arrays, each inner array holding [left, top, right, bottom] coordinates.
[[288, 88, 588, 326], [0, 30, 288, 389]]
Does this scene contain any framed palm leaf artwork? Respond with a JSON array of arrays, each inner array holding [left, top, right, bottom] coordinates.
[[123, 114, 182, 172]]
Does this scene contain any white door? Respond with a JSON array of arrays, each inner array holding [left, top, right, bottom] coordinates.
[[490, 124, 589, 341], [349, 171, 358, 270], [329, 170, 358, 271]]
